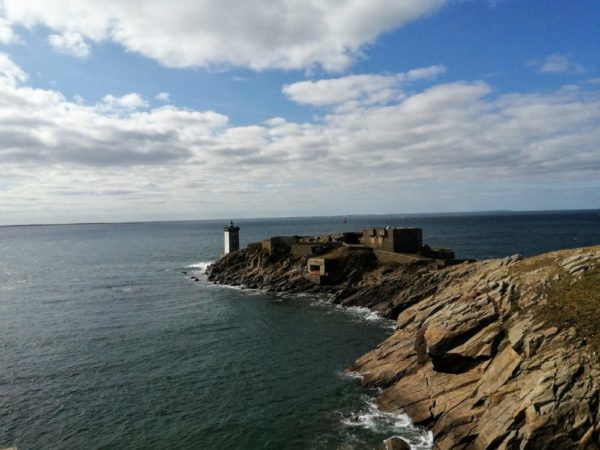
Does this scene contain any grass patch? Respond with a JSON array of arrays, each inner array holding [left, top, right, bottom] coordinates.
[[510, 253, 559, 276], [538, 265, 600, 351]]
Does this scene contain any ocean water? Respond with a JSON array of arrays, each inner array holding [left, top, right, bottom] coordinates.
[[1, 211, 600, 449]]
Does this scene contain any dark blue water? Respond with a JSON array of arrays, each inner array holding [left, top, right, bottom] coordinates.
[[1, 211, 599, 449]]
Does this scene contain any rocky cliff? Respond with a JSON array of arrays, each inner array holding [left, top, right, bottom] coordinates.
[[207, 243, 600, 449]]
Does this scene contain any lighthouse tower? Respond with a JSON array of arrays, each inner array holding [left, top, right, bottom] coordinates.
[[223, 221, 240, 255]]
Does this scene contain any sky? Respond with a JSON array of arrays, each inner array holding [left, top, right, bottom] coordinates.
[[0, 0, 599, 225]]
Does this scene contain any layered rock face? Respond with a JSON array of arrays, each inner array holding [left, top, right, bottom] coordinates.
[[207, 243, 600, 449], [354, 247, 600, 450]]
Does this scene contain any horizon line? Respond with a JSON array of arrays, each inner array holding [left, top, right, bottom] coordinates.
[[1, 207, 599, 228]]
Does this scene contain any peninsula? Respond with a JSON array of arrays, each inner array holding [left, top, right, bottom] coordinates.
[[207, 226, 600, 450]]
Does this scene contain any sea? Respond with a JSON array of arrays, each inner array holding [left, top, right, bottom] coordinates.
[[1, 210, 600, 450]]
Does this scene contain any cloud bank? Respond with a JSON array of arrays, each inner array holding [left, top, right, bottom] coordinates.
[[0, 53, 599, 223], [0, 0, 447, 71]]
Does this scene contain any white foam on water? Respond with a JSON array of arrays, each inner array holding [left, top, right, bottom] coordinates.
[[344, 305, 383, 322], [341, 370, 364, 382], [294, 292, 319, 299], [330, 304, 396, 329], [205, 282, 262, 295], [384, 435, 434, 450], [342, 398, 410, 429], [341, 397, 433, 450], [185, 261, 213, 271], [205, 272, 397, 330]]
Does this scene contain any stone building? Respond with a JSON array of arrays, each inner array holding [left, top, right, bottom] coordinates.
[[261, 236, 301, 253], [361, 227, 422, 253], [305, 227, 455, 285], [306, 257, 337, 285]]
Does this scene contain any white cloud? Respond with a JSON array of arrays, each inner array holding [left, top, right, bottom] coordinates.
[[0, 52, 599, 223], [0, 51, 27, 85], [155, 92, 170, 102], [0, 16, 18, 44], [48, 32, 90, 58], [531, 53, 585, 74], [0, 0, 447, 71], [282, 65, 446, 106], [99, 93, 149, 112]]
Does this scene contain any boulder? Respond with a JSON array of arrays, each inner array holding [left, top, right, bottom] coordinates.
[[381, 437, 411, 450]]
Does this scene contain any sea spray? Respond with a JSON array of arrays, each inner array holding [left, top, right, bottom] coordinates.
[[339, 392, 433, 450], [185, 261, 214, 271]]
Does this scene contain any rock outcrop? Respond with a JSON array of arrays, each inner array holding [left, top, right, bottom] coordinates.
[[207, 241, 600, 449], [207, 241, 458, 318], [353, 247, 600, 450]]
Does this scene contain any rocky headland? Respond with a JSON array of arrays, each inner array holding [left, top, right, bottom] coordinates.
[[206, 231, 600, 449]]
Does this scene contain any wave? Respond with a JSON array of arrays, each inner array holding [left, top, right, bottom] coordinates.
[[204, 282, 264, 295], [329, 304, 396, 329], [340, 370, 364, 382], [205, 276, 396, 329], [341, 396, 433, 450], [185, 261, 213, 272]]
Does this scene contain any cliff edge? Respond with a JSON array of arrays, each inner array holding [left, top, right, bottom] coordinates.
[[207, 240, 600, 449]]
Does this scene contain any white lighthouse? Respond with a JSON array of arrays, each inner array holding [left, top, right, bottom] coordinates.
[[223, 221, 240, 255]]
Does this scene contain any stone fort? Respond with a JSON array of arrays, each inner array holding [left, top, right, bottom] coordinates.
[[246, 226, 455, 285]]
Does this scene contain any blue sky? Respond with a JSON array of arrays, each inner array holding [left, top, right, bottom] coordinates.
[[0, 0, 599, 224]]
